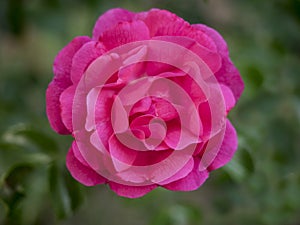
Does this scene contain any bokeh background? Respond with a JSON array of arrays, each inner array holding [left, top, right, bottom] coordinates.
[[0, 0, 300, 224]]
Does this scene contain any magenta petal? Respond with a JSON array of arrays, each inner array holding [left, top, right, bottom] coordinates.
[[108, 135, 138, 165], [92, 8, 135, 40], [215, 57, 244, 101], [152, 98, 178, 121], [100, 20, 150, 50], [152, 36, 221, 74], [158, 157, 194, 185], [59, 85, 75, 132], [192, 24, 228, 55], [140, 9, 216, 50], [220, 84, 236, 113], [208, 120, 238, 171], [72, 140, 89, 167], [130, 97, 152, 115], [140, 9, 188, 36], [109, 182, 157, 198], [71, 41, 106, 84], [163, 169, 209, 191], [108, 134, 172, 166], [53, 36, 90, 83], [46, 36, 90, 134], [66, 142, 106, 186], [118, 62, 146, 83], [193, 24, 244, 100], [46, 82, 70, 134]]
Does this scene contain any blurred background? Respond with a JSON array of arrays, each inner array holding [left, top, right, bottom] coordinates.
[[0, 0, 300, 224]]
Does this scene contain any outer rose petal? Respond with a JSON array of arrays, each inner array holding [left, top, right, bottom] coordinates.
[[66, 142, 106, 186], [53, 36, 90, 83], [109, 182, 157, 198], [93, 8, 135, 40], [71, 41, 106, 84], [59, 85, 76, 132], [46, 83, 70, 134], [208, 120, 238, 171], [193, 24, 244, 100], [152, 36, 221, 74], [139, 9, 217, 51], [163, 167, 209, 191], [192, 24, 228, 55], [46, 36, 90, 134], [215, 58, 244, 101], [138, 8, 188, 37], [100, 20, 150, 50], [220, 84, 236, 113]]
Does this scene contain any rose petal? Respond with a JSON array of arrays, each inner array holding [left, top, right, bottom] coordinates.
[[46, 82, 70, 134], [170, 75, 207, 106], [158, 157, 194, 185], [94, 88, 115, 123], [152, 98, 178, 121], [193, 24, 244, 100], [208, 119, 238, 171], [163, 168, 209, 191], [139, 9, 216, 51], [100, 20, 150, 50], [118, 62, 146, 84], [164, 121, 180, 149], [72, 140, 89, 167], [108, 135, 172, 167], [46, 36, 90, 134], [220, 84, 236, 113], [164, 119, 200, 150], [93, 8, 135, 40], [139, 8, 188, 36], [146, 62, 178, 77], [153, 36, 221, 74], [130, 97, 152, 115], [59, 85, 75, 132], [53, 36, 90, 83], [66, 141, 106, 186], [130, 115, 153, 138], [71, 41, 106, 84], [215, 57, 244, 101], [193, 24, 228, 54], [109, 182, 157, 198]]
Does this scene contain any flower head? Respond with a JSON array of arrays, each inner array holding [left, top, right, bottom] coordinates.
[[46, 8, 244, 198]]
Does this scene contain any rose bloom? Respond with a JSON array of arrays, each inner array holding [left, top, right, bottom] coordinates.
[[46, 8, 244, 198]]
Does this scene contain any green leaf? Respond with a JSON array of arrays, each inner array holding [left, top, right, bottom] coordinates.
[[2, 124, 58, 155], [0, 198, 8, 224], [63, 169, 84, 212], [48, 163, 84, 219], [49, 163, 72, 219], [224, 145, 255, 182], [0, 142, 51, 187]]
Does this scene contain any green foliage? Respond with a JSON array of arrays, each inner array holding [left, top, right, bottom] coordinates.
[[0, 125, 82, 224], [0, 0, 300, 224]]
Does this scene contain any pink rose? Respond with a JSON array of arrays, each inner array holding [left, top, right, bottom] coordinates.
[[46, 8, 244, 198]]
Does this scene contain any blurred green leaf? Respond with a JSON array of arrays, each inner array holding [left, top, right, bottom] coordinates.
[[224, 146, 254, 182], [64, 169, 85, 212], [0, 142, 51, 186], [6, 0, 26, 36], [0, 198, 8, 224], [2, 124, 58, 155], [49, 163, 84, 219], [49, 163, 72, 219]]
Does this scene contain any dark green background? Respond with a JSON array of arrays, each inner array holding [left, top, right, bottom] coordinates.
[[0, 0, 300, 224]]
